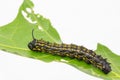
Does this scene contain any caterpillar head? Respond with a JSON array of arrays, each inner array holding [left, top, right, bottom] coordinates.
[[28, 29, 37, 50]]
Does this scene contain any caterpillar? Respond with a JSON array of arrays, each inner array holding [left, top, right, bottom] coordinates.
[[28, 29, 111, 74]]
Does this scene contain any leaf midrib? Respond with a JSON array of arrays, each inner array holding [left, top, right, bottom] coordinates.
[[0, 43, 29, 51]]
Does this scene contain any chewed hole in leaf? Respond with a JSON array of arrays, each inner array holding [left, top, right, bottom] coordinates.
[[37, 14, 41, 18], [38, 26, 43, 31], [22, 10, 37, 24], [26, 8, 32, 13]]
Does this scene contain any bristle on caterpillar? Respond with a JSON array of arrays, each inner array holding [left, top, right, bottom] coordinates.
[[28, 29, 112, 74]]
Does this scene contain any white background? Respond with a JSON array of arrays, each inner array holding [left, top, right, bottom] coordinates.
[[0, 0, 120, 80]]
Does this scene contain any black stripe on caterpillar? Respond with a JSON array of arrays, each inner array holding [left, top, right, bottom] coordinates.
[[28, 29, 111, 74]]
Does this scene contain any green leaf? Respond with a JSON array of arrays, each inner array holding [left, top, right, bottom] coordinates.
[[0, 0, 120, 80], [0, 0, 62, 62]]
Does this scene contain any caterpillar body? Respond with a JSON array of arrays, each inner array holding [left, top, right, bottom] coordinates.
[[28, 29, 111, 74]]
